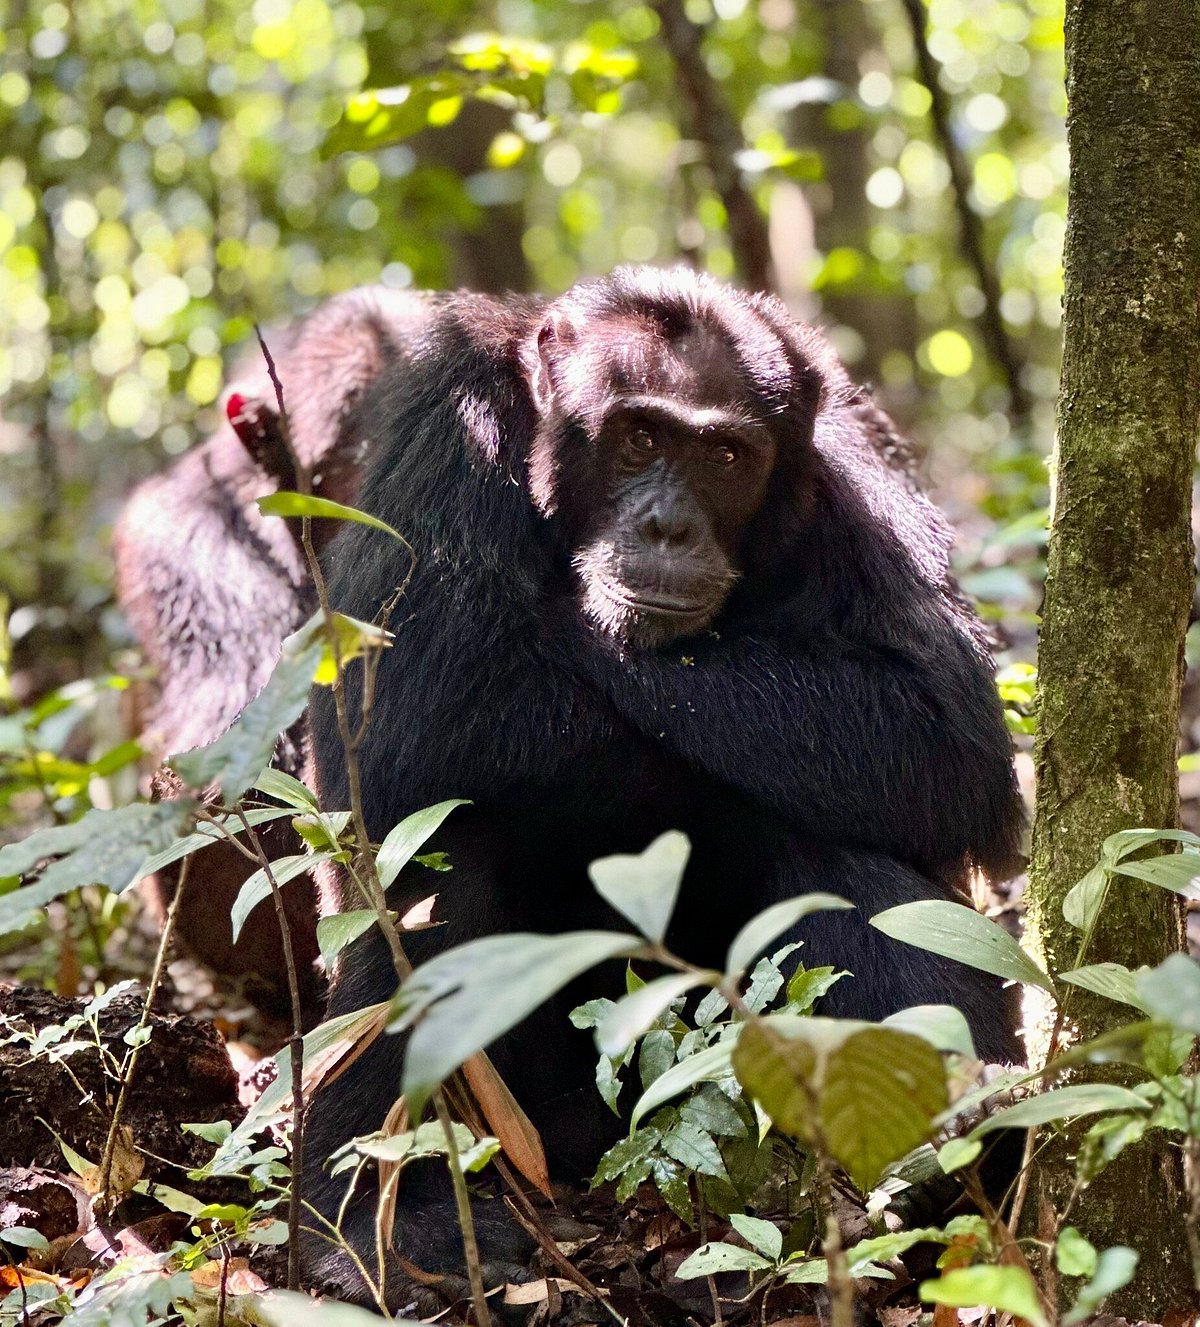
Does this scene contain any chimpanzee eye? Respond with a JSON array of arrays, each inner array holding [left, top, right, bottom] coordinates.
[[712, 441, 740, 466], [626, 428, 657, 456]]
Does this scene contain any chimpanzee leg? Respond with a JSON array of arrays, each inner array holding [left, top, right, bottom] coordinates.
[[675, 817, 1022, 1064]]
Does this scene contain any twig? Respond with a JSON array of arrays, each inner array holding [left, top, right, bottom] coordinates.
[[652, 0, 774, 291], [898, 0, 1032, 429], [234, 806, 307, 1291], [97, 856, 191, 1209], [501, 1196, 623, 1323], [815, 1152, 853, 1327], [434, 1090, 493, 1327]]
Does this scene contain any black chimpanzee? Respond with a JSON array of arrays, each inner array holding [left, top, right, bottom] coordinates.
[[302, 267, 1024, 1306]]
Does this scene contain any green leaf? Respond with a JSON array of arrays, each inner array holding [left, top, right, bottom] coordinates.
[[631, 1034, 738, 1129], [596, 971, 709, 1057], [231, 852, 331, 943], [822, 1027, 949, 1191], [870, 900, 1055, 994], [0, 802, 195, 935], [395, 930, 639, 1116], [733, 1018, 948, 1190], [588, 830, 689, 942], [971, 1083, 1151, 1136], [131, 806, 298, 885], [1055, 1226, 1097, 1278], [1062, 863, 1109, 931], [937, 1137, 983, 1173], [725, 893, 852, 978], [1062, 1246, 1138, 1325], [257, 491, 408, 543], [662, 1118, 728, 1179], [1078, 1113, 1148, 1180], [172, 618, 325, 800], [675, 1242, 773, 1279], [729, 1214, 782, 1261], [881, 1004, 976, 1057], [1058, 962, 1148, 1011], [1111, 853, 1200, 898], [253, 768, 319, 811], [680, 1084, 745, 1138], [1133, 953, 1200, 1033], [376, 799, 469, 890], [921, 1265, 1048, 1326], [244, 1289, 402, 1327], [316, 909, 382, 968], [638, 1028, 676, 1089], [0, 1226, 50, 1250]]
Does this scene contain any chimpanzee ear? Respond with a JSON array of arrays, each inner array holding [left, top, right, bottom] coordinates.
[[529, 308, 578, 415]]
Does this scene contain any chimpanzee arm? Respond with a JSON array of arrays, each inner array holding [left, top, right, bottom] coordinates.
[[578, 438, 1023, 882], [587, 607, 1021, 881]]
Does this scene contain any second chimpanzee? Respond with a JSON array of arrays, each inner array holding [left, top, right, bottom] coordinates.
[[302, 268, 1023, 1306]]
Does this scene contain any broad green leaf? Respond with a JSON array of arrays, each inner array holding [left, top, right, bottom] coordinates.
[[822, 1027, 949, 1191], [244, 1289, 402, 1327], [131, 807, 298, 885], [0, 1227, 49, 1250], [1111, 854, 1200, 898], [971, 1083, 1151, 1137], [1062, 863, 1109, 931], [316, 909, 382, 968], [631, 1034, 738, 1129], [1078, 1113, 1148, 1180], [395, 930, 639, 1116], [680, 1084, 745, 1138], [725, 893, 852, 978], [1055, 1226, 1097, 1278], [589, 831, 689, 942], [1133, 953, 1200, 1033], [870, 900, 1055, 994], [662, 1118, 727, 1178], [937, 1137, 982, 1173], [729, 1214, 782, 1261], [674, 1242, 773, 1280], [253, 768, 318, 811], [0, 802, 194, 935], [596, 971, 710, 1057], [172, 618, 325, 800], [881, 1004, 976, 1057], [1058, 962, 1148, 1012], [230, 852, 331, 943], [920, 1265, 1048, 1326], [733, 1018, 948, 1190], [1062, 1246, 1138, 1326], [1103, 827, 1200, 860], [257, 491, 408, 543], [376, 799, 469, 889]]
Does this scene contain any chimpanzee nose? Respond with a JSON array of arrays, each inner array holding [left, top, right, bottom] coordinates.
[[639, 500, 696, 550]]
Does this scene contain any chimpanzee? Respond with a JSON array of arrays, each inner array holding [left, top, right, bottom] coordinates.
[[301, 268, 1024, 1306], [115, 286, 438, 1013]]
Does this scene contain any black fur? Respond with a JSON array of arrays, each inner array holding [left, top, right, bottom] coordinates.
[[302, 268, 1024, 1306]]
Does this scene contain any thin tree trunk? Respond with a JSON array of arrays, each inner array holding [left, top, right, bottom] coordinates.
[[898, 0, 1031, 431], [1026, 0, 1200, 1315], [653, 0, 774, 292]]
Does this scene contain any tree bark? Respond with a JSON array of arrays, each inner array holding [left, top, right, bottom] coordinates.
[[653, 0, 774, 292], [1026, 0, 1200, 1315]]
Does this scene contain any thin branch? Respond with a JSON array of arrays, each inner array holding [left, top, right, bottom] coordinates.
[[234, 806, 307, 1291], [898, 0, 1032, 428], [98, 856, 192, 1209], [653, 0, 774, 291], [434, 1091, 494, 1327]]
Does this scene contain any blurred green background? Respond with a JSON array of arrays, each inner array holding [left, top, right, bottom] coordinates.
[[0, 0, 1062, 695]]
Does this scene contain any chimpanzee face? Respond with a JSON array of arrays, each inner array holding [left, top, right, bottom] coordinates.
[[528, 313, 780, 649]]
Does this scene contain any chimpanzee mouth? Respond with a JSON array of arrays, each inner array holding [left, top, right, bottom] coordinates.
[[595, 577, 719, 620]]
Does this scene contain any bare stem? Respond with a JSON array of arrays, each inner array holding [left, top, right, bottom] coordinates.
[[434, 1090, 493, 1327], [98, 855, 191, 1209], [235, 806, 307, 1290]]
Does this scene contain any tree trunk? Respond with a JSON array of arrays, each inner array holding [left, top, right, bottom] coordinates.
[[1026, 0, 1200, 1315]]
